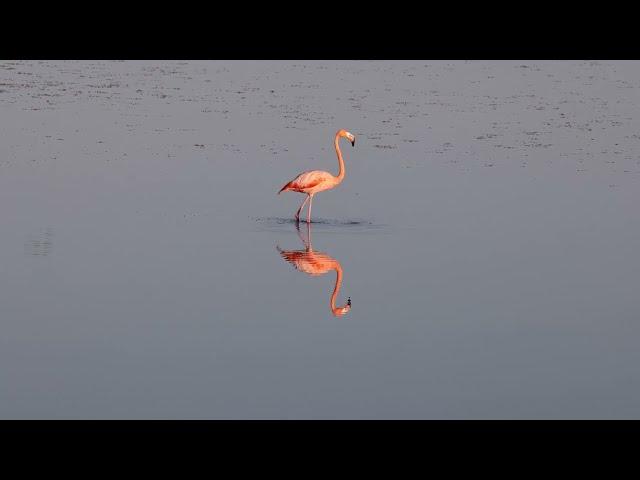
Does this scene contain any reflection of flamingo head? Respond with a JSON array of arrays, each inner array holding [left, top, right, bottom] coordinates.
[[332, 296, 351, 317]]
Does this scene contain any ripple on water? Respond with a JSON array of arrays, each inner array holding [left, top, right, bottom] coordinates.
[[252, 216, 387, 232]]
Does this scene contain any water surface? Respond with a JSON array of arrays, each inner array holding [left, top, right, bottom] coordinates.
[[1, 61, 639, 418]]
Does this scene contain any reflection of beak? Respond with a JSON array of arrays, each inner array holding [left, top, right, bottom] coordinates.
[[351, 139, 355, 147], [347, 297, 351, 306]]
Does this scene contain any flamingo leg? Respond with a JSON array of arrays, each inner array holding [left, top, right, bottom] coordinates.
[[307, 194, 314, 223], [295, 195, 310, 222], [296, 220, 313, 251]]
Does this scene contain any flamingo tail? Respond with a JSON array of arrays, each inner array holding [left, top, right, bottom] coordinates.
[[278, 182, 292, 194]]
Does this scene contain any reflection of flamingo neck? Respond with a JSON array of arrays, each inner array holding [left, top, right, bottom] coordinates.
[[334, 132, 346, 183], [330, 265, 349, 316]]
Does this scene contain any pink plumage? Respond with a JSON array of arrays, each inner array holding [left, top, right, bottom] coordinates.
[[278, 129, 356, 223]]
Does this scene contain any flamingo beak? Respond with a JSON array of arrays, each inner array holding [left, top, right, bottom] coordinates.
[[347, 297, 352, 306], [351, 139, 355, 147]]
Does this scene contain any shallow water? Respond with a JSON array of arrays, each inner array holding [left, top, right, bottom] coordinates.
[[1, 60, 640, 418]]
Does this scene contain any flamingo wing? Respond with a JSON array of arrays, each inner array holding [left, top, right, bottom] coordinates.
[[278, 248, 335, 276], [279, 170, 334, 193]]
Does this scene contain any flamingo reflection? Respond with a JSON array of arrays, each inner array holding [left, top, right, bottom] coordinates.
[[277, 222, 352, 317]]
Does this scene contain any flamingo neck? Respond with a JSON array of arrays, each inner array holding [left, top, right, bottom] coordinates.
[[334, 133, 346, 183], [330, 265, 346, 314]]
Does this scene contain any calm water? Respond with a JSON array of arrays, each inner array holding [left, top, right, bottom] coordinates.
[[1, 61, 639, 419]]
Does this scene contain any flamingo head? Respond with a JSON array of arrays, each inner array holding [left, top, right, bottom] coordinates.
[[332, 296, 352, 317], [338, 129, 356, 147]]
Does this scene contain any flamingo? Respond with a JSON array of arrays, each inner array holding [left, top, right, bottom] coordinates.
[[277, 222, 351, 317], [278, 129, 356, 223]]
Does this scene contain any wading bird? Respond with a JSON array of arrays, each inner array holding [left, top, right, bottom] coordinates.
[[278, 129, 355, 223], [277, 222, 351, 317]]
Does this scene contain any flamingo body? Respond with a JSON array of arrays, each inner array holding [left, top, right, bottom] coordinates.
[[278, 249, 338, 276], [279, 170, 338, 196], [277, 223, 351, 317], [278, 129, 355, 222]]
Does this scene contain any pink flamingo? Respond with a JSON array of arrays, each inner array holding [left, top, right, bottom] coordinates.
[[277, 222, 351, 317], [278, 129, 356, 223]]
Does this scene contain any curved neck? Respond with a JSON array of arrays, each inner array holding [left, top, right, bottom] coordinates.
[[334, 133, 346, 182], [330, 265, 347, 314]]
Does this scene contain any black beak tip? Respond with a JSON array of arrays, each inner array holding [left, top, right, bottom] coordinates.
[[351, 140, 355, 147], [347, 297, 352, 306]]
